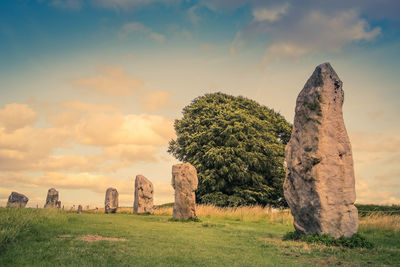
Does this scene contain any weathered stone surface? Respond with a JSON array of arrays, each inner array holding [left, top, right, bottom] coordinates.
[[133, 175, 154, 214], [6, 192, 29, 207], [172, 163, 198, 220], [77, 205, 82, 214], [44, 188, 59, 208], [284, 62, 358, 238], [105, 188, 119, 214]]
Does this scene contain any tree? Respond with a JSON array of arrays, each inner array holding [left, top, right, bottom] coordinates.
[[168, 92, 292, 207]]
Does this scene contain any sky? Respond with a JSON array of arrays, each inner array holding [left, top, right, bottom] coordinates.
[[0, 0, 399, 208]]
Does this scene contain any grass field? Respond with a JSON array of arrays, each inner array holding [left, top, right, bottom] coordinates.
[[0, 206, 399, 266]]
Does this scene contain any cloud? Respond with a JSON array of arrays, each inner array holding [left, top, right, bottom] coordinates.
[[119, 22, 165, 43], [0, 103, 37, 132], [204, 1, 381, 62], [264, 43, 307, 59], [103, 145, 158, 163], [200, 0, 400, 21], [230, 32, 244, 55], [252, 3, 289, 22], [49, 0, 83, 10], [141, 90, 172, 112], [72, 65, 144, 96], [350, 131, 400, 154], [91, 0, 179, 12], [166, 24, 192, 40], [0, 126, 70, 171], [0, 100, 174, 173], [75, 113, 174, 147], [38, 0, 83, 10], [62, 100, 118, 113], [149, 32, 166, 43], [349, 131, 400, 205], [188, 5, 201, 24], [356, 179, 400, 205], [262, 10, 381, 62]]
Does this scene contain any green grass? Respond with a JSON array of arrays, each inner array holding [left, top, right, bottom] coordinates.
[[0, 208, 399, 266], [283, 232, 374, 248]]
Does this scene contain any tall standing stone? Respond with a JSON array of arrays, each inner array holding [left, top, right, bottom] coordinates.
[[284, 62, 358, 238], [133, 175, 154, 214], [44, 188, 59, 208], [105, 187, 119, 214], [77, 205, 82, 214], [172, 163, 198, 220], [6, 192, 29, 207]]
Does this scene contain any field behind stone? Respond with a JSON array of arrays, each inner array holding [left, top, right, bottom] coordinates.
[[0, 206, 399, 266]]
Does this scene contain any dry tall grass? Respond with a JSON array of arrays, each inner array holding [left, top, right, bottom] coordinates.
[[154, 204, 293, 225], [359, 213, 400, 232]]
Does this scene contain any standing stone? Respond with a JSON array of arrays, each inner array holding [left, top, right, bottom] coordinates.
[[284, 62, 358, 238], [133, 175, 154, 214], [44, 188, 59, 208], [105, 188, 119, 214], [77, 205, 82, 214], [172, 163, 198, 220], [6, 192, 29, 207]]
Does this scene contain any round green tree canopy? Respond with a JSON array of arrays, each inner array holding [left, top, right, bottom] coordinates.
[[168, 92, 292, 207]]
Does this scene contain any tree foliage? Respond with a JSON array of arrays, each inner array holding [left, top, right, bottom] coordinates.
[[168, 92, 292, 207]]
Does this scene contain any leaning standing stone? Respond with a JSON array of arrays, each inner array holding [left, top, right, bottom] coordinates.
[[133, 175, 154, 214], [284, 62, 358, 238], [172, 163, 198, 220], [44, 188, 59, 208], [105, 188, 119, 214], [6, 192, 29, 207]]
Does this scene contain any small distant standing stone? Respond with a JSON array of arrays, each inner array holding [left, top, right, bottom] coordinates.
[[44, 188, 59, 208], [105, 188, 119, 214], [284, 62, 358, 238], [134, 175, 154, 214], [77, 205, 82, 214], [6, 192, 29, 208], [172, 162, 198, 220]]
